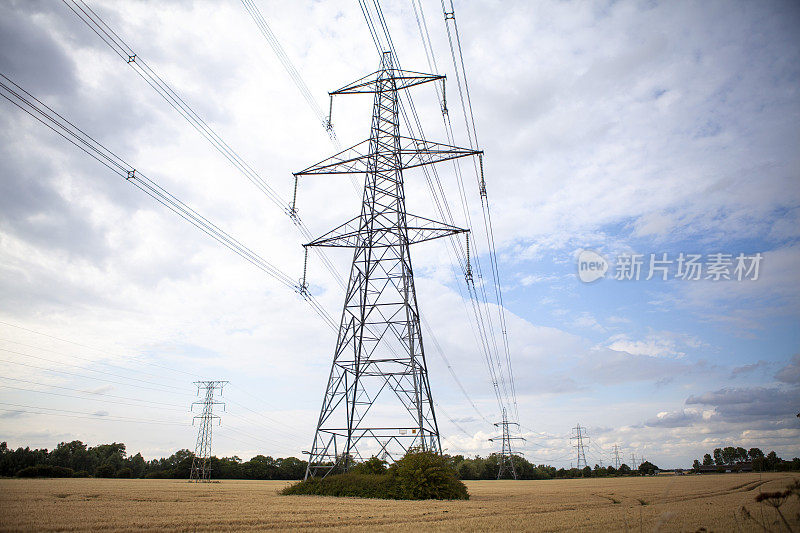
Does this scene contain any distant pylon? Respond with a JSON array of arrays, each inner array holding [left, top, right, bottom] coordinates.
[[613, 444, 621, 469], [571, 423, 589, 471], [297, 51, 481, 479], [631, 452, 637, 470], [489, 408, 525, 479], [189, 380, 227, 482]]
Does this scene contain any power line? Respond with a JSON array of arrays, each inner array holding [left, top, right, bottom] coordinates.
[[0, 320, 199, 379], [0, 337, 184, 385], [0, 357, 191, 395], [62, 0, 288, 212], [436, 0, 520, 424], [0, 347, 185, 391], [360, 0, 518, 427], [0, 384, 187, 412], [0, 403, 188, 426], [239, 0, 332, 137], [0, 71, 338, 333], [0, 323, 327, 441], [0, 375, 184, 407], [62, 0, 352, 300]]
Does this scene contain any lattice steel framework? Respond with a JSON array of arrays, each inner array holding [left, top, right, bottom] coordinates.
[[297, 52, 481, 478], [189, 380, 227, 482], [571, 423, 589, 471], [489, 407, 525, 479]]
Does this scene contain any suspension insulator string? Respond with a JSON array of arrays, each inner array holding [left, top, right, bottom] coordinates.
[[465, 231, 473, 284], [290, 174, 299, 220], [300, 245, 309, 296], [478, 154, 487, 197]]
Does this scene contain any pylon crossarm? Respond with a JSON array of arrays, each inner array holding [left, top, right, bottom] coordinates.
[[305, 213, 466, 248], [294, 136, 481, 176], [331, 69, 444, 94], [399, 137, 482, 170]]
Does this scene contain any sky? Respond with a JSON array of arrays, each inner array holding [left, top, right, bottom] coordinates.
[[0, 0, 798, 470]]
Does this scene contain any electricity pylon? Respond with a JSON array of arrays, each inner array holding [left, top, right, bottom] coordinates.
[[189, 380, 227, 482], [489, 408, 525, 479], [296, 51, 481, 479], [571, 423, 589, 471], [613, 444, 621, 469]]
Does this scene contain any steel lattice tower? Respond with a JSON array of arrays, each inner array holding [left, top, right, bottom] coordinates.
[[489, 408, 525, 479], [571, 423, 589, 471], [295, 52, 481, 478], [613, 444, 621, 469], [189, 380, 227, 482]]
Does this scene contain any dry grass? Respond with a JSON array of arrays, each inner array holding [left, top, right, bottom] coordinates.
[[0, 473, 797, 531]]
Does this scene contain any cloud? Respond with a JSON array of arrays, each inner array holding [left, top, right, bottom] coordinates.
[[643, 409, 706, 428], [776, 354, 800, 384], [729, 360, 771, 378], [573, 312, 605, 332], [604, 331, 700, 358], [686, 386, 800, 423]]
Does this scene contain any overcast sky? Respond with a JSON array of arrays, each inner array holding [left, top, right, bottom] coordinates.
[[0, 0, 798, 469]]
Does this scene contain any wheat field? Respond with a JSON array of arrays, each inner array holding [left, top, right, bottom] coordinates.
[[1, 473, 797, 531]]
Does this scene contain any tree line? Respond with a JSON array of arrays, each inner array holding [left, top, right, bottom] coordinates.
[[6, 440, 795, 480], [1, 440, 660, 480], [451, 454, 660, 479], [0, 441, 306, 479], [691, 446, 800, 472]]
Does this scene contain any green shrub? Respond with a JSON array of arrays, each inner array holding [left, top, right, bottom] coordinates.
[[351, 456, 388, 475], [281, 449, 469, 500], [95, 464, 116, 478], [16, 464, 74, 478], [391, 449, 469, 500], [282, 472, 400, 499], [116, 467, 132, 478]]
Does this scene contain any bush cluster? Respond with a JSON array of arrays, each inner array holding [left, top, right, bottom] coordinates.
[[282, 449, 469, 500], [16, 464, 75, 478]]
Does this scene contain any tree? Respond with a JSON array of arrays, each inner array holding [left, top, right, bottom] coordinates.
[[49, 441, 95, 473], [722, 446, 737, 464], [703, 454, 714, 466], [713, 448, 723, 465], [748, 448, 764, 460], [277, 456, 307, 479], [766, 451, 779, 471], [638, 461, 658, 475], [735, 447, 748, 462], [127, 453, 147, 478], [95, 464, 116, 478], [693, 459, 701, 472]]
